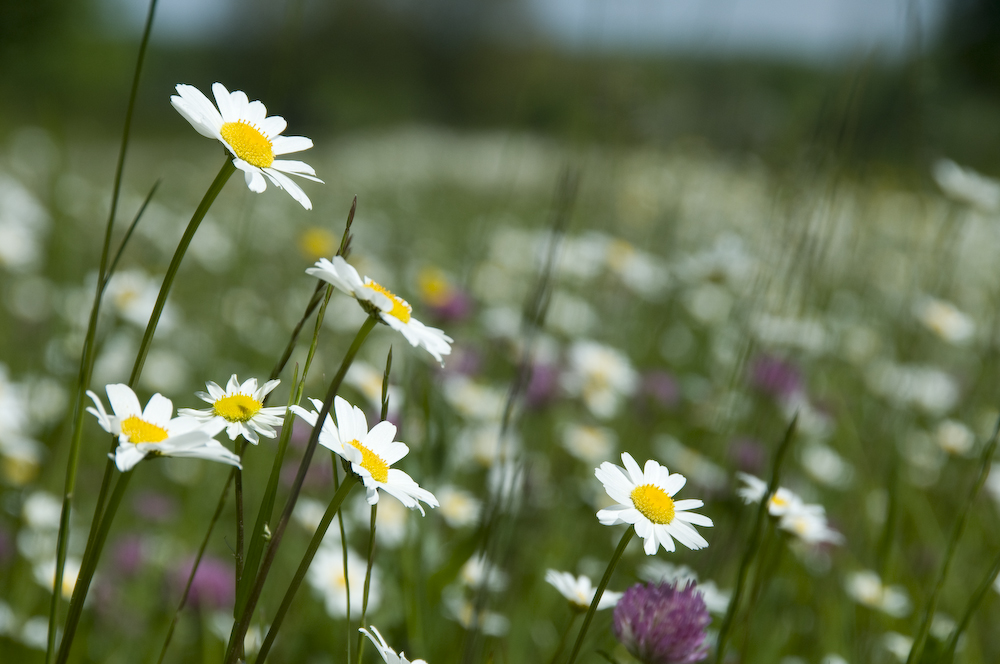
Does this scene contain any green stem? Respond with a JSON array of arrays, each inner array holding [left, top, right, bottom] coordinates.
[[155, 469, 235, 664], [715, 414, 798, 664], [549, 613, 580, 664], [225, 315, 377, 664], [55, 471, 134, 664], [335, 457, 352, 664], [940, 546, 1000, 661], [47, 2, 160, 659], [234, 438, 246, 662], [254, 475, 359, 664], [355, 504, 378, 664], [566, 527, 634, 664], [906, 415, 1000, 664]]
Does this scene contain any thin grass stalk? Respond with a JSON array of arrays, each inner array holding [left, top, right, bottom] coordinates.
[[565, 527, 634, 664], [55, 471, 135, 664], [155, 469, 236, 664], [234, 437, 247, 662], [906, 415, 1000, 664], [253, 474, 359, 664], [105, 180, 161, 283], [47, 2, 160, 657], [355, 504, 378, 664], [714, 413, 798, 664], [940, 546, 1000, 661], [876, 460, 901, 579], [237, 285, 334, 616], [225, 315, 378, 664], [549, 613, 580, 664], [335, 457, 352, 664]]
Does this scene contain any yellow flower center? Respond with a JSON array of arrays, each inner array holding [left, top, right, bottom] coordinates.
[[348, 439, 390, 482], [213, 393, 263, 423], [769, 493, 788, 511], [220, 121, 274, 169], [418, 267, 452, 306], [365, 280, 412, 323], [120, 415, 169, 444], [630, 484, 675, 524]]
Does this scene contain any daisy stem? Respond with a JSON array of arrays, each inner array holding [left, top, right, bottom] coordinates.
[[566, 526, 634, 664], [333, 457, 352, 664], [941, 545, 1000, 660], [155, 468, 235, 664], [253, 473, 359, 664], [234, 438, 246, 661], [549, 613, 580, 664], [226, 315, 378, 664], [715, 413, 798, 664], [46, 0, 159, 658], [55, 470, 134, 664], [354, 504, 378, 664], [905, 414, 1000, 664]]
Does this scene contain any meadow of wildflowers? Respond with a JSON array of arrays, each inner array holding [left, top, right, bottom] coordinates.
[[4, 5, 1000, 664]]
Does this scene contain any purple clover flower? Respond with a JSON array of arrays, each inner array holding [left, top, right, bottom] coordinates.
[[747, 355, 802, 400], [612, 581, 710, 664], [169, 555, 235, 610]]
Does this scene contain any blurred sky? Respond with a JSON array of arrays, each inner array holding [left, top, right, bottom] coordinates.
[[99, 0, 946, 62]]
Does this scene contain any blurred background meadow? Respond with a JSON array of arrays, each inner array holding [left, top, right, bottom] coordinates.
[[5, 0, 1000, 663]]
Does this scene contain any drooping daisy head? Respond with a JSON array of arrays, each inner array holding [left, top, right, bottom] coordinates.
[[179, 375, 285, 445], [306, 256, 453, 365], [596, 452, 713, 555], [291, 396, 438, 515], [170, 83, 322, 209], [87, 384, 239, 472], [360, 625, 428, 664], [545, 569, 622, 612]]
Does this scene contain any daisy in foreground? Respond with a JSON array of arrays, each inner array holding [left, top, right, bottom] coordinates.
[[170, 82, 322, 209], [306, 256, 452, 364], [596, 452, 712, 555], [360, 626, 427, 664], [546, 569, 623, 612], [87, 384, 239, 472], [292, 396, 438, 514], [179, 375, 285, 445]]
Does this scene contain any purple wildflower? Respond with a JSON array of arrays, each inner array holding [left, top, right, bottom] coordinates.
[[132, 490, 178, 522], [748, 355, 802, 399], [525, 363, 560, 408], [170, 555, 234, 610], [642, 371, 680, 409], [613, 581, 710, 664]]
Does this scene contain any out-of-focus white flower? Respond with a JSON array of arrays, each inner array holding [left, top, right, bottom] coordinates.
[[778, 503, 844, 546], [675, 234, 756, 289], [801, 444, 854, 489], [735, 473, 803, 516], [20, 616, 50, 651], [209, 613, 263, 657], [307, 256, 452, 364], [308, 544, 380, 618], [171, 82, 321, 209], [752, 314, 830, 355], [914, 297, 975, 345], [293, 497, 330, 533], [32, 557, 80, 599], [562, 423, 617, 464], [346, 361, 403, 418], [604, 238, 670, 299], [22, 491, 62, 530], [545, 570, 622, 611], [354, 494, 409, 549], [436, 486, 482, 528], [596, 452, 713, 555], [454, 423, 520, 469], [882, 632, 912, 662], [104, 269, 177, 330], [460, 554, 507, 593], [179, 375, 285, 445], [656, 435, 728, 491], [445, 595, 510, 636], [932, 159, 1000, 212], [845, 570, 911, 617], [866, 361, 959, 415], [562, 341, 638, 420], [0, 174, 50, 273], [443, 375, 505, 421], [934, 419, 975, 456], [360, 625, 427, 664]]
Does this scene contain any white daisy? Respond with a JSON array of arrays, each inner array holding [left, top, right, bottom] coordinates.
[[306, 256, 452, 364], [778, 503, 844, 546], [595, 452, 713, 555], [87, 384, 240, 472], [308, 544, 381, 618], [545, 569, 622, 611], [291, 396, 438, 514], [845, 570, 911, 618], [178, 375, 285, 445], [170, 82, 322, 209], [360, 625, 427, 664]]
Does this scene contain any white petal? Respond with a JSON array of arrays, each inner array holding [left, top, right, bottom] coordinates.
[[106, 384, 141, 418], [264, 168, 313, 210], [272, 135, 313, 155], [142, 393, 173, 424], [260, 115, 286, 138], [212, 82, 236, 122]]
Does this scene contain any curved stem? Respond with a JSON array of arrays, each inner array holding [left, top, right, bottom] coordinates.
[[253, 475, 358, 664], [566, 527, 634, 664], [355, 504, 378, 664], [549, 613, 580, 664], [941, 546, 1000, 660], [55, 471, 134, 664]]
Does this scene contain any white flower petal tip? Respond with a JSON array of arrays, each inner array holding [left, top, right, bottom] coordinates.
[[87, 383, 237, 472], [171, 82, 320, 208], [306, 257, 454, 364], [594, 451, 711, 555]]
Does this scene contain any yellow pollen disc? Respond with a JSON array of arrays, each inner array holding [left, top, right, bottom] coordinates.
[[348, 439, 390, 483], [630, 484, 676, 524], [769, 494, 788, 510], [366, 281, 412, 323], [120, 415, 169, 444], [213, 393, 263, 423], [220, 121, 274, 168]]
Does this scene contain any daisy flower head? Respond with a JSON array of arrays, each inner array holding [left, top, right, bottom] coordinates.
[[545, 569, 622, 612], [306, 256, 453, 364], [291, 396, 438, 514], [360, 625, 428, 664], [596, 452, 713, 555], [87, 384, 240, 472], [170, 83, 322, 209], [179, 375, 285, 445]]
